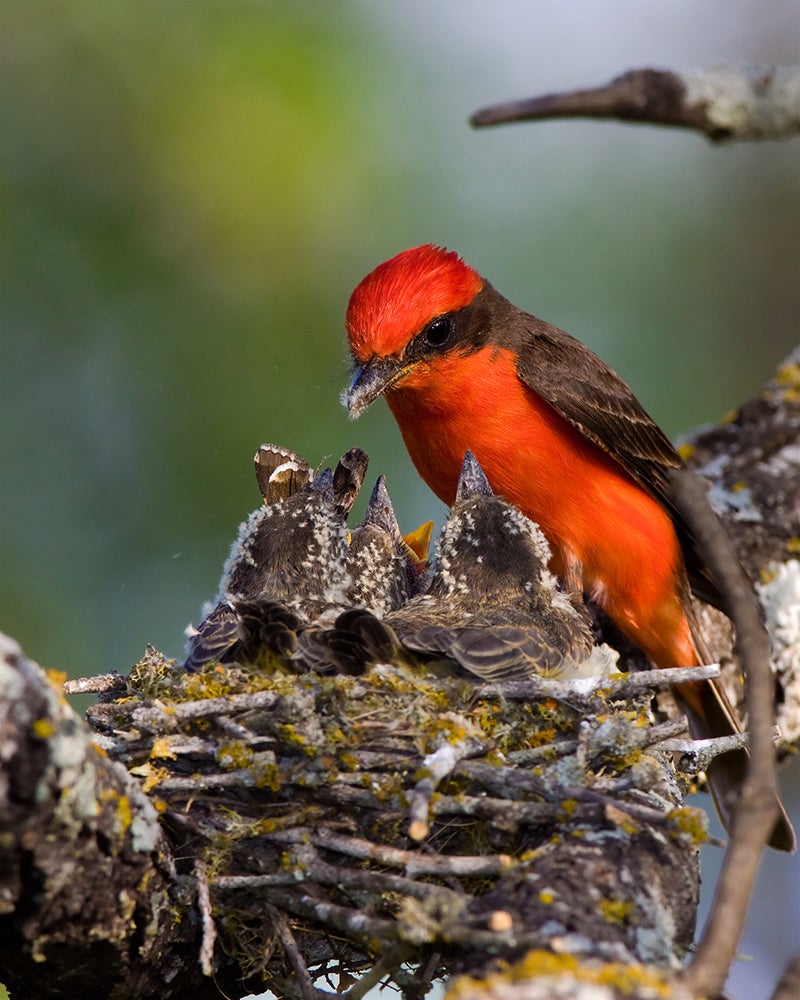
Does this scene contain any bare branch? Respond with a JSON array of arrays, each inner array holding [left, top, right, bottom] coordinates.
[[263, 903, 322, 1000], [408, 737, 479, 841], [471, 66, 800, 142], [669, 469, 785, 997], [260, 827, 515, 877]]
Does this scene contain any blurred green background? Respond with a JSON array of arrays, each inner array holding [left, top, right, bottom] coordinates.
[[1, 2, 798, 997]]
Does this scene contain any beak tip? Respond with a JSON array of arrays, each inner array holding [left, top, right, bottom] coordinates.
[[339, 387, 359, 418], [342, 356, 399, 418]]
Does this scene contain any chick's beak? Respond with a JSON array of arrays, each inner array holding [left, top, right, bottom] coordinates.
[[340, 355, 414, 419]]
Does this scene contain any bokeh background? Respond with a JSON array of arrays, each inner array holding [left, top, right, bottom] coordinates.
[[1, 2, 798, 997]]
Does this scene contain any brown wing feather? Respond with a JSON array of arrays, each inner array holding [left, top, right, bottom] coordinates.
[[488, 289, 723, 610]]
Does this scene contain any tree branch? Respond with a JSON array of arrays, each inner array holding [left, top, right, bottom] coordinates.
[[471, 66, 800, 142], [669, 469, 782, 997]]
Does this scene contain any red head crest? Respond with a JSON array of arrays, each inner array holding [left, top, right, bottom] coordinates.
[[346, 245, 483, 363]]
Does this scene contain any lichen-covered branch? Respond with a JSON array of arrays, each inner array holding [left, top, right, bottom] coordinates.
[[471, 66, 800, 142], [681, 348, 800, 751], [0, 635, 196, 1000], [3, 638, 714, 999]]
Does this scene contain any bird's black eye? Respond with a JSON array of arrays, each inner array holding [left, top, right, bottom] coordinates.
[[424, 315, 452, 347]]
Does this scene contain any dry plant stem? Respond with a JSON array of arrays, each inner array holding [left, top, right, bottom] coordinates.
[[63, 672, 127, 695], [85, 688, 283, 731], [477, 663, 720, 702], [607, 664, 721, 698], [261, 827, 513, 876], [409, 739, 476, 840], [266, 888, 398, 943], [194, 860, 216, 977], [771, 949, 800, 1000], [263, 903, 320, 1000], [470, 66, 800, 141], [669, 468, 781, 998], [341, 944, 415, 1000], [568, 787, 679, 828], [217, 853, 465, 905]]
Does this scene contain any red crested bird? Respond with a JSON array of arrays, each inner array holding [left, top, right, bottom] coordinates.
[[341, 244, 794, 850]]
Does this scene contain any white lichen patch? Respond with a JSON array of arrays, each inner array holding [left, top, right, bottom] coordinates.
[[705, 482, 763, 523], [763, 443, 800, 477], [682, 66, 800, 140], [756, 559, 800, 742]]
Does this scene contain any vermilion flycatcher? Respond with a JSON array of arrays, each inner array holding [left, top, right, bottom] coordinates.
[[341, 244, 794, 850]]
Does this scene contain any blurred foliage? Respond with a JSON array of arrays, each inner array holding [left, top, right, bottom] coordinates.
[[1, 1, 798, 684]]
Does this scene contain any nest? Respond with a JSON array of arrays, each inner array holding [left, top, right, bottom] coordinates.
[[75, 647, 714, 999], [63, 444, 734, 997]]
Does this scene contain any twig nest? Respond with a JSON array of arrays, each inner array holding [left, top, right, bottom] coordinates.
[[78, 646, 710, 993]]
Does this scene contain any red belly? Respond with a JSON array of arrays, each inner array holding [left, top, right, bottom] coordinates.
[[387, 345, 699, 670]]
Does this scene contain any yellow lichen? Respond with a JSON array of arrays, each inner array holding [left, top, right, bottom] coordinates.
[[760, 564, 780, 585], [775, 362, 800, 388], [666, 806, 709, 846], [31, 718, 56, 739], [115, 794, 132, 833], [129, 761, 171, 793], [150, 736, 178, 761], [605, 803, 639, 836], [181, 669, 236, 701], [599, 897, 636, 926], [278, 724, 316, 756], [253, 763, 281, 791], [216, 741, 254, 770], [769, 364, 800, 403], [446, 949, 673, 998]]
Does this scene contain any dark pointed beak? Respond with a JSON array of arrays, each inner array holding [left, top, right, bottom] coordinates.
[[455, 450, 494, 502], [340, 356, 415, 419], [363, 475, 402, 538]]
